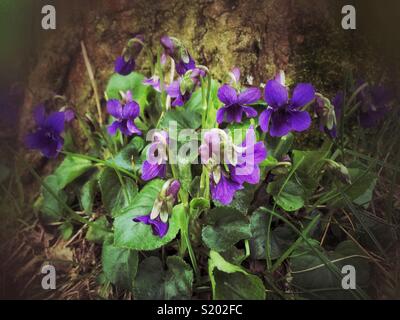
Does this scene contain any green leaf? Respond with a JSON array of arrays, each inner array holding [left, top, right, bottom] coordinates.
[[289, 240, 370, 299], [99, 168, 138, 217], [86, 216, 112, 244], [214, 184, 257, 214], [345, 166, 377, 206], [220, 246, 246, 266], [213, 270, 266, 300], [190, 197, 210, 216], [80, 173, 98, 214], [266, 133, 294, 160], [267, 178, 305, 212], [105, 72, 150, 110], [40, 175, 67, 223], [51, 155, 93, 190], [58, 221, 74, 240], [39, 155, 93, 223], [292, 149, 327, 195], [185, 80, 220, 115], [260, 155, 279, 170], [114, 179, 182, 250], [202, 207, 251, 252], [110, 136, 144, 173], [164, 256, 194, 300], [102, 238, 138, 290], [133, 256, 193, 300], [249, 207, 296, 260], [208, 251, 265, 300], [160, 107, 202, 130], [133, 256, 164, 299]]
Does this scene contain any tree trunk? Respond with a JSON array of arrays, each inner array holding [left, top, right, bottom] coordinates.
[[10, 0, 393, 186]]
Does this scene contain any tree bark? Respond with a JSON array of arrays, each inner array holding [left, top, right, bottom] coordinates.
[[16, 0, 389, 180]]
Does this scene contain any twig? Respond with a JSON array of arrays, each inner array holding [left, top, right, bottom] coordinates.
[[81, 41, 102, 125]]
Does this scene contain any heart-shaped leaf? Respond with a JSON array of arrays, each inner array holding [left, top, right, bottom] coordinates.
[[114, 180, 182, 250]]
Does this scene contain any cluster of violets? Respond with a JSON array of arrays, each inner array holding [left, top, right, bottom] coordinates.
[[25, 34, 393, 238]]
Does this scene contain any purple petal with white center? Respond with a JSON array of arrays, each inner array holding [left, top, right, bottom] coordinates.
[[107, 99, 123, 119], [259, 108, 273, 132], [290, 83, 315, 109], [141, 161, 166, 181], [264, 80, 288, 108], [217, 84, 237, 105], [237, 87, 261, 105]]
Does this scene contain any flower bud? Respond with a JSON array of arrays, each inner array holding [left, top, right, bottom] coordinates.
[[166, 180, 181, 200], [325, 159, 351, 185]]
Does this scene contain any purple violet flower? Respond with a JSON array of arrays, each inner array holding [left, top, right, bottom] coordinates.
[[357, 84, 391, 128], [114, 56, 136, 76], [315, 92, 344, 139], [160, 35, 196, 76], [141, 131, 169, 181], [210, 173, 243, 205], [107, 91, 141, 136], [25, 105, 65, 158], [133, 179, 181, 238], [229, 67, 241, 85], [114, 35, 144, 76], [175, 56, 196, 76], [229, 126, 267, 184], [132, 215, 169, 238], [200, 127, 267, 205], [260, 74, 315, 137], [143, 75, 161, 92], [216, 84, 261, 124], [166, 68, 205, 107]]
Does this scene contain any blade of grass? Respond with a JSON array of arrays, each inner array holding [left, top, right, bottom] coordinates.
[[264, 207, 369, 300], [271, 213, 320, 273]]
